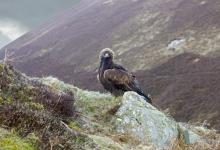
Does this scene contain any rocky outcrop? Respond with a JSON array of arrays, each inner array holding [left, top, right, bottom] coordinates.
[[115, 92, 202, 149]]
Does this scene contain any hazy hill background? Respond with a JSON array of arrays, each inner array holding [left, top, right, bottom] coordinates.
[[1, 0, 220, 130], [0, 0, 80, 48]]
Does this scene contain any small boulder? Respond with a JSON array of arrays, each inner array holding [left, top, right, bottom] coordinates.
[[115, 91, 202, 149], [178, 123, 203, 144]]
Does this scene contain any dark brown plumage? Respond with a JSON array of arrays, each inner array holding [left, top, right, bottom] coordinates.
[[98, 48, 152, 103]]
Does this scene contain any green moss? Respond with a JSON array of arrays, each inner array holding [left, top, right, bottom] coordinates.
[[0, 128, 37, 150], [89, 135, 122, 150], [39, 76, 77, 94], [73, 136, 86, 144], [25, 102, 44, 110], [0, 96, 3, 104], [0, 64, 3, 72], [16, 90, 30, 102], [26, 133, 40, 147], [0, 67, 34, 104], [6, 96, 14, 104], [1, 86, 32, 104], [75, 89, 121, 118], [69, 121, 82, 131], [0, 93, 13, 104]]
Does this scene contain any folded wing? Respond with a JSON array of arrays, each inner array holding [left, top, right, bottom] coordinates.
[[104, 69, 152, 103], [104, 69, 136, 91]]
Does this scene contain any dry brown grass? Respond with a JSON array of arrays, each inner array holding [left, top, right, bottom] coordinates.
[[169, 125, 220, 150]]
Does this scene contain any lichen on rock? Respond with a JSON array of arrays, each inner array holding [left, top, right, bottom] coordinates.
[[114, 91, 210, 149], [115, 91, 179, 148]]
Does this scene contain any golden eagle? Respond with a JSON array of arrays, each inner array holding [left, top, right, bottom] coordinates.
[[98, 48, 152, 103]]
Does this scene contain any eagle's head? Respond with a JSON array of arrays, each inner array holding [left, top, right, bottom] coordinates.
[[99, 48, 114, 60]]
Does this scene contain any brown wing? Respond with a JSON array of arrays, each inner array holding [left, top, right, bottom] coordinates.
[[103, 69, 152, 103], [103, 69, 134, 89]]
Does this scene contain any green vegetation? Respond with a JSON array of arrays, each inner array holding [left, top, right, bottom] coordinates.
[[0, 64, 36, 105], [25, 102, 44, 110], [39, 76, 77, 93], [0, 63, 219, 150], [0, 128, 37, 150], [0, 64, 95, 149], [75, 89, 120, 116], [39, 76, 122, 119], [68, 121, 82, 131]]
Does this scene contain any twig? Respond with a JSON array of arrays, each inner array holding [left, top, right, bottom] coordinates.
[[49, 136, 59, 150], [2, 48, 32, 66], [73, 110, 91, 120], [60, 121, 80, 136], [53, 93, 62, 110]]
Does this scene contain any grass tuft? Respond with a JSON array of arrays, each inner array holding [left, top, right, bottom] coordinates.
[[0, 128, 37, 150]]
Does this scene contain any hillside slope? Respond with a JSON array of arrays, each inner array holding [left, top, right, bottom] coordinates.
[[0, 64, 219, 150], [1, 0, 220, 130]]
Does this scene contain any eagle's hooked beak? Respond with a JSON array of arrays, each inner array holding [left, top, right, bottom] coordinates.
[[104, 53, 110, 58]]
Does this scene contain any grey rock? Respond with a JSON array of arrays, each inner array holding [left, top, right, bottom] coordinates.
[[179, 123, 202, 144], [115, 92, 178, 149], [115, 91, 202, 149]]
